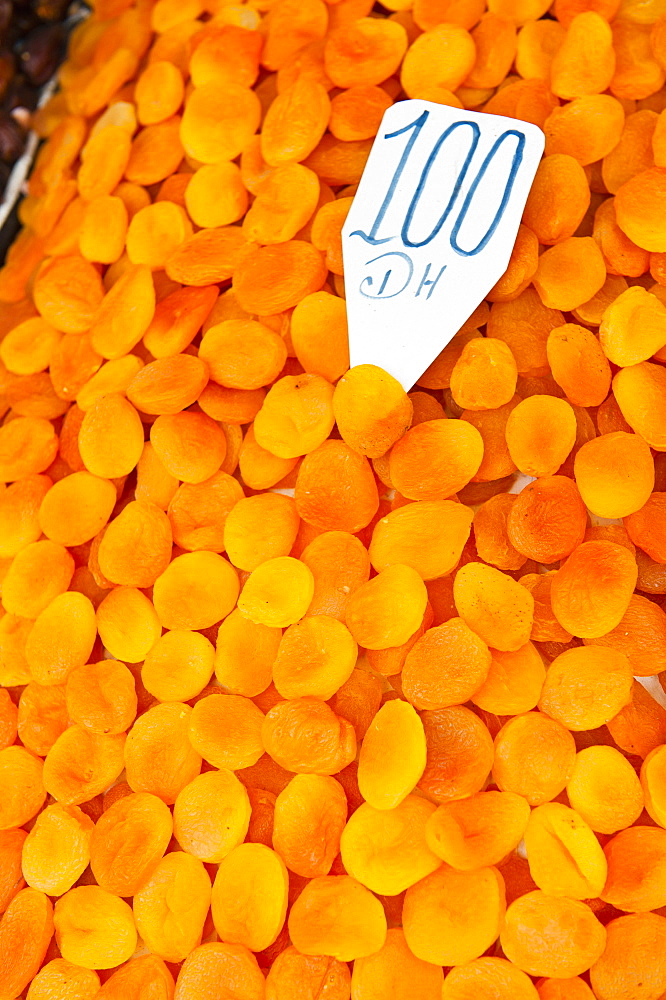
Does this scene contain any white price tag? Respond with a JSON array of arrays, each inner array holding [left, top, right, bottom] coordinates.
[[342, 100, 545, 390]]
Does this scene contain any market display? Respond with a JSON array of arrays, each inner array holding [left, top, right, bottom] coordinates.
[[1, 0, 666, 997]]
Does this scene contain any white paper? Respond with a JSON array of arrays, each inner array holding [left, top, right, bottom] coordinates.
[[342, 100, 545, 390]]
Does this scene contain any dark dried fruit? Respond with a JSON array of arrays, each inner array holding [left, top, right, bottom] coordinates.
[[0, 111, 25, 162], [0, 1, 12, 42], [0, 50, 14, 100], [17, 23, 64, 86]]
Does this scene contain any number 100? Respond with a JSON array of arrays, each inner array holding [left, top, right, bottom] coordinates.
[[351, 110, 526, 257]]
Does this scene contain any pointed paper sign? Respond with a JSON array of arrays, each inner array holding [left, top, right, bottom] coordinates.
[[342, 100, 545, 391]]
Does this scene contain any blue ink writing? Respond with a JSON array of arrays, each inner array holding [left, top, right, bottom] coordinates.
[[351, 114, 528, 264], [359, 252, 414, 299], [402, 120, 480, 248], [415, 263, 447, 299], [350, 111, 429, 246], [450, 130, 525, 257], [360, 255, 447, 301]]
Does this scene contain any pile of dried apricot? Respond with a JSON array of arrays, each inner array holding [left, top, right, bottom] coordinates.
[[2, 0, 666, 996]]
